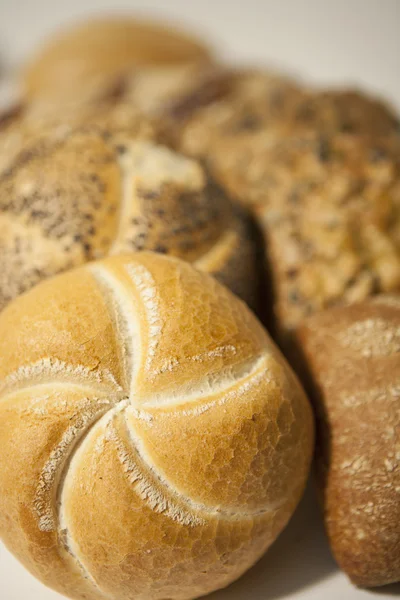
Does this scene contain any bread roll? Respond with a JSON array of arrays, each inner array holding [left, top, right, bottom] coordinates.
[[171, 78, 400, 341], [295, 296, 400, 587], [166, 73, 400, 342], [0, 67, 296, 168], [0, 111, 258, 312], [177, 77, 399, 169], [22, 17, 213, 104], [0, 252, 314, 600], [4, 66, 292, 147]]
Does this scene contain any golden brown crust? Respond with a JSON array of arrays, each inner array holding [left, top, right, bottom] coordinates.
[[0, 252, 314, 600], [23, 17, 213, 104], [0, 113, 258, 312], [295, 296, 400, 587]]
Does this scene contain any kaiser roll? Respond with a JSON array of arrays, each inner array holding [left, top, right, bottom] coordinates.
[[22, 16, 213, 104], [0, 111, 258, 312], [0, 251, 314, 600], [295, 295, 400, 587]]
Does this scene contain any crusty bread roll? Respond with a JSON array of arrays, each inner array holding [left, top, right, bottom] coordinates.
[[0, 110, 258, 312], [0, 252, 314, 600], [295, 295, 400, 587], [164, 72, 400, 342], [22, 16, 213, 104], [171, 76, 400, 341]]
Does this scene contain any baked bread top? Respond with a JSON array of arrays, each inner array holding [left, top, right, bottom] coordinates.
[[22, 16, 213, 104], [0, 111, 257, 312]]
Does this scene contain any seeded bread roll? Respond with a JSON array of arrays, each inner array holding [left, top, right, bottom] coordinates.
[[177, 76, 399, 167], [168, 73, 400, 343], [295, 295, 400, 587], [22, 16, 213, 104], [125, 66, 300, 122], [252, 131, 400, 343], [0, 67, 298, 172], [0, 252, 314, 600], [170, 76, 400, 342], [0, 111, 258, 312], [1, 66, 294, 145]]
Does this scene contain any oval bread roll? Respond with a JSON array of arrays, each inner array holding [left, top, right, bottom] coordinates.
[[295, 296, 400, 587], [0, 112, 258, 312], [23, 17, 213, 104], [0, 252, 314, 600]]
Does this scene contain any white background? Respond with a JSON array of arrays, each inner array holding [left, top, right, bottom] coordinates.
[[0, 1, 399, 599]]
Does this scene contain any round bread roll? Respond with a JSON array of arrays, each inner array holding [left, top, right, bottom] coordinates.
[[22, 16, 213, 104], [0, 111, 258, 312], [295, 295, 400, 587], [0, 252, 314, 600]]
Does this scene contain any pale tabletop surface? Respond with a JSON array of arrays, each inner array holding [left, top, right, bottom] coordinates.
[[0, 1, 399, 599]]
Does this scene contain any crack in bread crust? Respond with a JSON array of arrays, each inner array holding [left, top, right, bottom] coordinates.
[[140, 353, 269, 411], [89, 264, 140, 393], [0, 358, 122, 399], [57, 403, 129, 600], [193, 229, 238, 273], [120, 405, 282, 522], [108, 146, 139, 256], [35, 400, 115, 533], [112, 409, 206, 527]]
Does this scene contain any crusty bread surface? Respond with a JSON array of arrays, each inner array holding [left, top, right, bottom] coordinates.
[[253, 131, 400, 343], [0, 252, 314, 600], [295, 295, 400, 587]]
